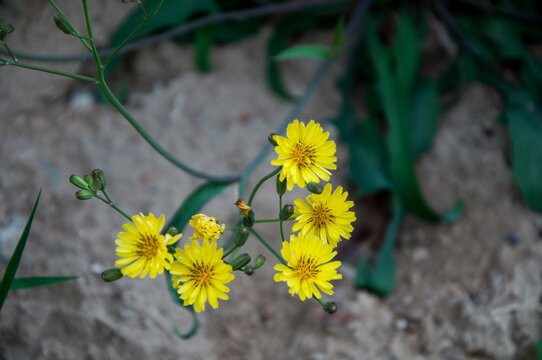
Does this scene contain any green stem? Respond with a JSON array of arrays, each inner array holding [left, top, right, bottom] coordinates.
[[222, 246, 237, 259], [94, 193, 132, 221], [247, 166, 282, 206], [279, 194, 285, 242], [250, 228, 287, 265], [2, 42, 16, 62], [314, 297, 324, 306], [49, 0, 92, 52], [0, 58, 97, 83], [103, 0, 165, 66], [81, 0, 102, 67], [224, 226, 239, 231]]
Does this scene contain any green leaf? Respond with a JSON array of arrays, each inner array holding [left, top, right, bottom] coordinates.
[[274, 44, 334, 61], [8, 276, 78, 290], [537, 339, 542, 360], [0, 191, 41, 311], [194, 25, 213, 72], [107, 0, 218, 74], [411, 81, 441, 156], [522, 55, 542, 103], [332, 17, 345, 49], [167, 181, 231, 233], [368, 16, 463, 222], [356, 198, 404, 296], [507, 95, 542, 211], [478, 18, 525, 59], [392, 13, 422, 97]]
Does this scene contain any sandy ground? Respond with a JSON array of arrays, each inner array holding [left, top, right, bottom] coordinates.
[[1, 1, 542, 359]]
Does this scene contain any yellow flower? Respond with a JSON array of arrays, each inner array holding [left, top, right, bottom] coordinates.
[[271, 119, 337, 191], [115, 213, 182, 279], [189, 213, 225, 241], [274, 234, 342, 301], [170, 239, 235, 312], [292, 183, 356, 248]]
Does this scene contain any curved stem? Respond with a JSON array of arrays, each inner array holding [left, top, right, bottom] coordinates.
[[247, 166, 282, 206], [250, 228, 287, 265], [0, 58, 97, 83], [279, 194, 285, 243], [103, 0, 165, 66], [94, 193, 132, 221]]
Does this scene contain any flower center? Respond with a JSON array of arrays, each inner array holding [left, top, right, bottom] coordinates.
[[292, 142, 315, 168], [191, 263, 214, 286], [136, 233, 160, 258], [296, 256, 319, 280], [312, 204, 333, 228]]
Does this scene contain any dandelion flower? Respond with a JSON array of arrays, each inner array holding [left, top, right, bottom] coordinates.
[[115, 213, 182, 279], [293, 183, 356, 248], [170, 239, 234, 312], [271, 119, 337, 191], [189, 213, 225, 241], [274, 234, 342, 301]]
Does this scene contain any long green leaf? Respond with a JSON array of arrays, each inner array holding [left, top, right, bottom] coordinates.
[[0, 191, 41, 311], [507, 95, 542, 211], [8, 276, 78, 290], [194, 25, 214, 72], [411, 81, 441, 156], [274, 44, 334, 61], [356, 198, 404, 296]]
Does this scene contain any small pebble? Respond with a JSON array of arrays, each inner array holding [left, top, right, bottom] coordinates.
[[395, 318, 408, 331], [90, 263, 103, 274], [69, 90, 95, 110], [506, 233, 520, 246]]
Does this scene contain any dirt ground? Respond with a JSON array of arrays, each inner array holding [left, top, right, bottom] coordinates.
[[1, 1, 542, 359]]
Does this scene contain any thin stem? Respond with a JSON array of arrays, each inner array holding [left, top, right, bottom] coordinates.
[[250, 228, 287, 265], [254, 218, 293, 223], [247, 166, 282, 206], [4, 0, 351, 63], [137, 0, 149, 19], [314, 297, 324, 306], [49, 0, 92, 52], [81, 0, 102, 67], [94, 193, 132, 221], [224, 226, 239, 231], [2, 42, 16, 62], [222, 246, 237, 259], [279, 194, 285, 242], [103, 0, 165, 66], [0, 58, 97, 83]]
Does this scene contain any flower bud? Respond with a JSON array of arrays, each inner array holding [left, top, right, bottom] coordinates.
[[101, 268, 123, 282], [92, 169, 106, 191], [0, 20, 14, 42], [268, 133, 278, 147], [229, 253, 251, 271], [69, 174, 89, 190], [242, 211, 255, 227], [54, 14, 77, 35], [84, 175, 94, 186], [253, 255, 266, 269], [75, 189, 94, 200], [166, 226, 179, 237], [234, 227, 250, 247], [243, 265, 255, 275], [279, 204, 294, 221], [307, 182, 323, 194], [323, 301, 338, 314], [276, 175, 286, 196]]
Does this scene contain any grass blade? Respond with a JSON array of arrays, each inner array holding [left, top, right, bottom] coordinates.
[[0, 190, 41, 311], [8, 276, 78, 290]]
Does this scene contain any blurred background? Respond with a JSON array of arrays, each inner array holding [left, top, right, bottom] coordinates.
[[1, 0, 542, 359]]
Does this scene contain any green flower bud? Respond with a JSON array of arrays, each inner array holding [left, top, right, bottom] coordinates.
[[101, 268, 124, 282], [307, 182, 323, 194], [253, 255, 266, 269], [243, 265, 255, 276], [69, 174, 89, 190], [84, 175, 94, 187], [268, 133, 278, 147], [54, 14, 77, 35], [242, 210, 255, 227], [75, 189, 94, 200], [276, 174, 286, 196], [323, 301, 338, 314], [234, 227, 250, 247], [0, 20, 14, 42], [166, 226, 179, 237], [229, 253, 251, 271], [92, 169, 106, 191], [279, 204, 294, 221]]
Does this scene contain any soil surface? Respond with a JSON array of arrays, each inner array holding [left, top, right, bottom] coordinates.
[[1, 2, 541, 360]]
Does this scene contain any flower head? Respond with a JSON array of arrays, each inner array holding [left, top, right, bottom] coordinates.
[[271, 120, 337, 191], [189, 213, 225, 242], [170, 239, 234, 312], [115, 213, 182, 279], [274, 234, 342, 301], [293, 183, 356, 248]]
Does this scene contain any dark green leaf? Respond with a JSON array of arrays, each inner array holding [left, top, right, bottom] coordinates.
[[212, 18, 263, 44], [411, 81, 441, 156], [537, 339, 542, 360], [356, 198, 404, 296], [8, 276, 78, 290], [0, 191, 40, 311], [167, 181, 231, 233], [522, 55, 542, 102], [194, 25, 213, 72], [478, 18, 525, 59], [332, 17, 345, 49], [392, 13, 421, 97], [507, 95, 542, 211], [274, 44, 334, 61]]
